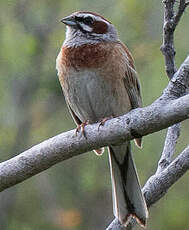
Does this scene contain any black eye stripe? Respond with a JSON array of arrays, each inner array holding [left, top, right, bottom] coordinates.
[[75, 16, 83, 22], [75, 16, 94, 25], [83, 16, 93, 25]]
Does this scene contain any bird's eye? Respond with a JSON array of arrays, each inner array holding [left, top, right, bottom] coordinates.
[[83, 16, 93, 25]]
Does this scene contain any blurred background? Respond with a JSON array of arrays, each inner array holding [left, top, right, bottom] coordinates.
[[0, 0, 189, 229]]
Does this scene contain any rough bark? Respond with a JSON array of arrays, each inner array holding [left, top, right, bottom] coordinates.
[[107, 0, 189, 229], [0, 2, 188, 230], [0, 54, 189, 193]]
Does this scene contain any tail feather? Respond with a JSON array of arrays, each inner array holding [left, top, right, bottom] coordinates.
[[108, 142, 148, 227]]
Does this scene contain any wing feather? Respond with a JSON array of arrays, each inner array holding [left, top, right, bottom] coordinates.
[[124, 66, 142, 109], [118, 42, 142, 109], [119, 42, 143, 147]]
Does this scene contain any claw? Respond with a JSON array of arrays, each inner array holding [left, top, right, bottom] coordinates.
[[75, 120, 89, 138], [98, 116, 113, 131]]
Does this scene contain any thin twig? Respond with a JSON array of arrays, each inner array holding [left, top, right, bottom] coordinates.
[[106, 59, 189, 230], [0, 56, 188, 230], [106, 1, 189, 229], [160, 0, 189, 79], [159, 0, 189, 176], [106, 144, 189, 230], [156, 123, 180, 174], [160, 0, 177, 79], [174, 0, 189, 27]]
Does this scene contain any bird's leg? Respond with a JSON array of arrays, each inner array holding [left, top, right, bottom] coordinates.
[[98, 116, 113, 131], [75, 120, 89, 138]]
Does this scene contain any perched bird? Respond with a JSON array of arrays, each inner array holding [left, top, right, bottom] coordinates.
[[56, 11, 148, 227]]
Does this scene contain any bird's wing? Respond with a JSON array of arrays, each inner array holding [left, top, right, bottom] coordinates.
[[123, 66, 142, 109], [66, 100, 82, 126], [120, 42, 143, 147], [120, 42, 142, 109]]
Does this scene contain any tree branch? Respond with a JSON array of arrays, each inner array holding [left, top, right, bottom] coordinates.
[[160, 0, 177, 78], [0, 55, 189, 193], [0, 3, 189, 229], [160, 0, 189, 79], [156, 123, 180, 174], [106, 0, 189, 227], [107, 144, 189, 230], [174, 0, 189, 28], [158, 0, 189, 179]]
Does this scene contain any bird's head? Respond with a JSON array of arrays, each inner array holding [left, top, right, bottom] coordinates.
[[60, 11, 118, 47]]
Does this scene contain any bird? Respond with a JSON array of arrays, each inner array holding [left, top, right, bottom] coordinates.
[[56, 11, 148, 227]]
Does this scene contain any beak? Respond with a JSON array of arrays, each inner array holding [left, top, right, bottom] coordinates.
[[60, 16, 77, 26]]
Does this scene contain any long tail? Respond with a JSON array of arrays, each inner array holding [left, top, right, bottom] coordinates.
[[108, 142, 148, 227]]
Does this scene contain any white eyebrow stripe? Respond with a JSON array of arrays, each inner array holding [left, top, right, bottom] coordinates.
[[76, 13, 109, 24]]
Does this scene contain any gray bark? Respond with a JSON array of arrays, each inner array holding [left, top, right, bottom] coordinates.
[[156, 123, 180, 174], [0, 2, 188, 229], [0, 55, 189, 193], [107, 0, 189, 228], [106, 144, 189, 230]]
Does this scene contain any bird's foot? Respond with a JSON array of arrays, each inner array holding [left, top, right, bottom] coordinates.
[[75, 120, 89, 138], [98, 116, 113, 131]]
